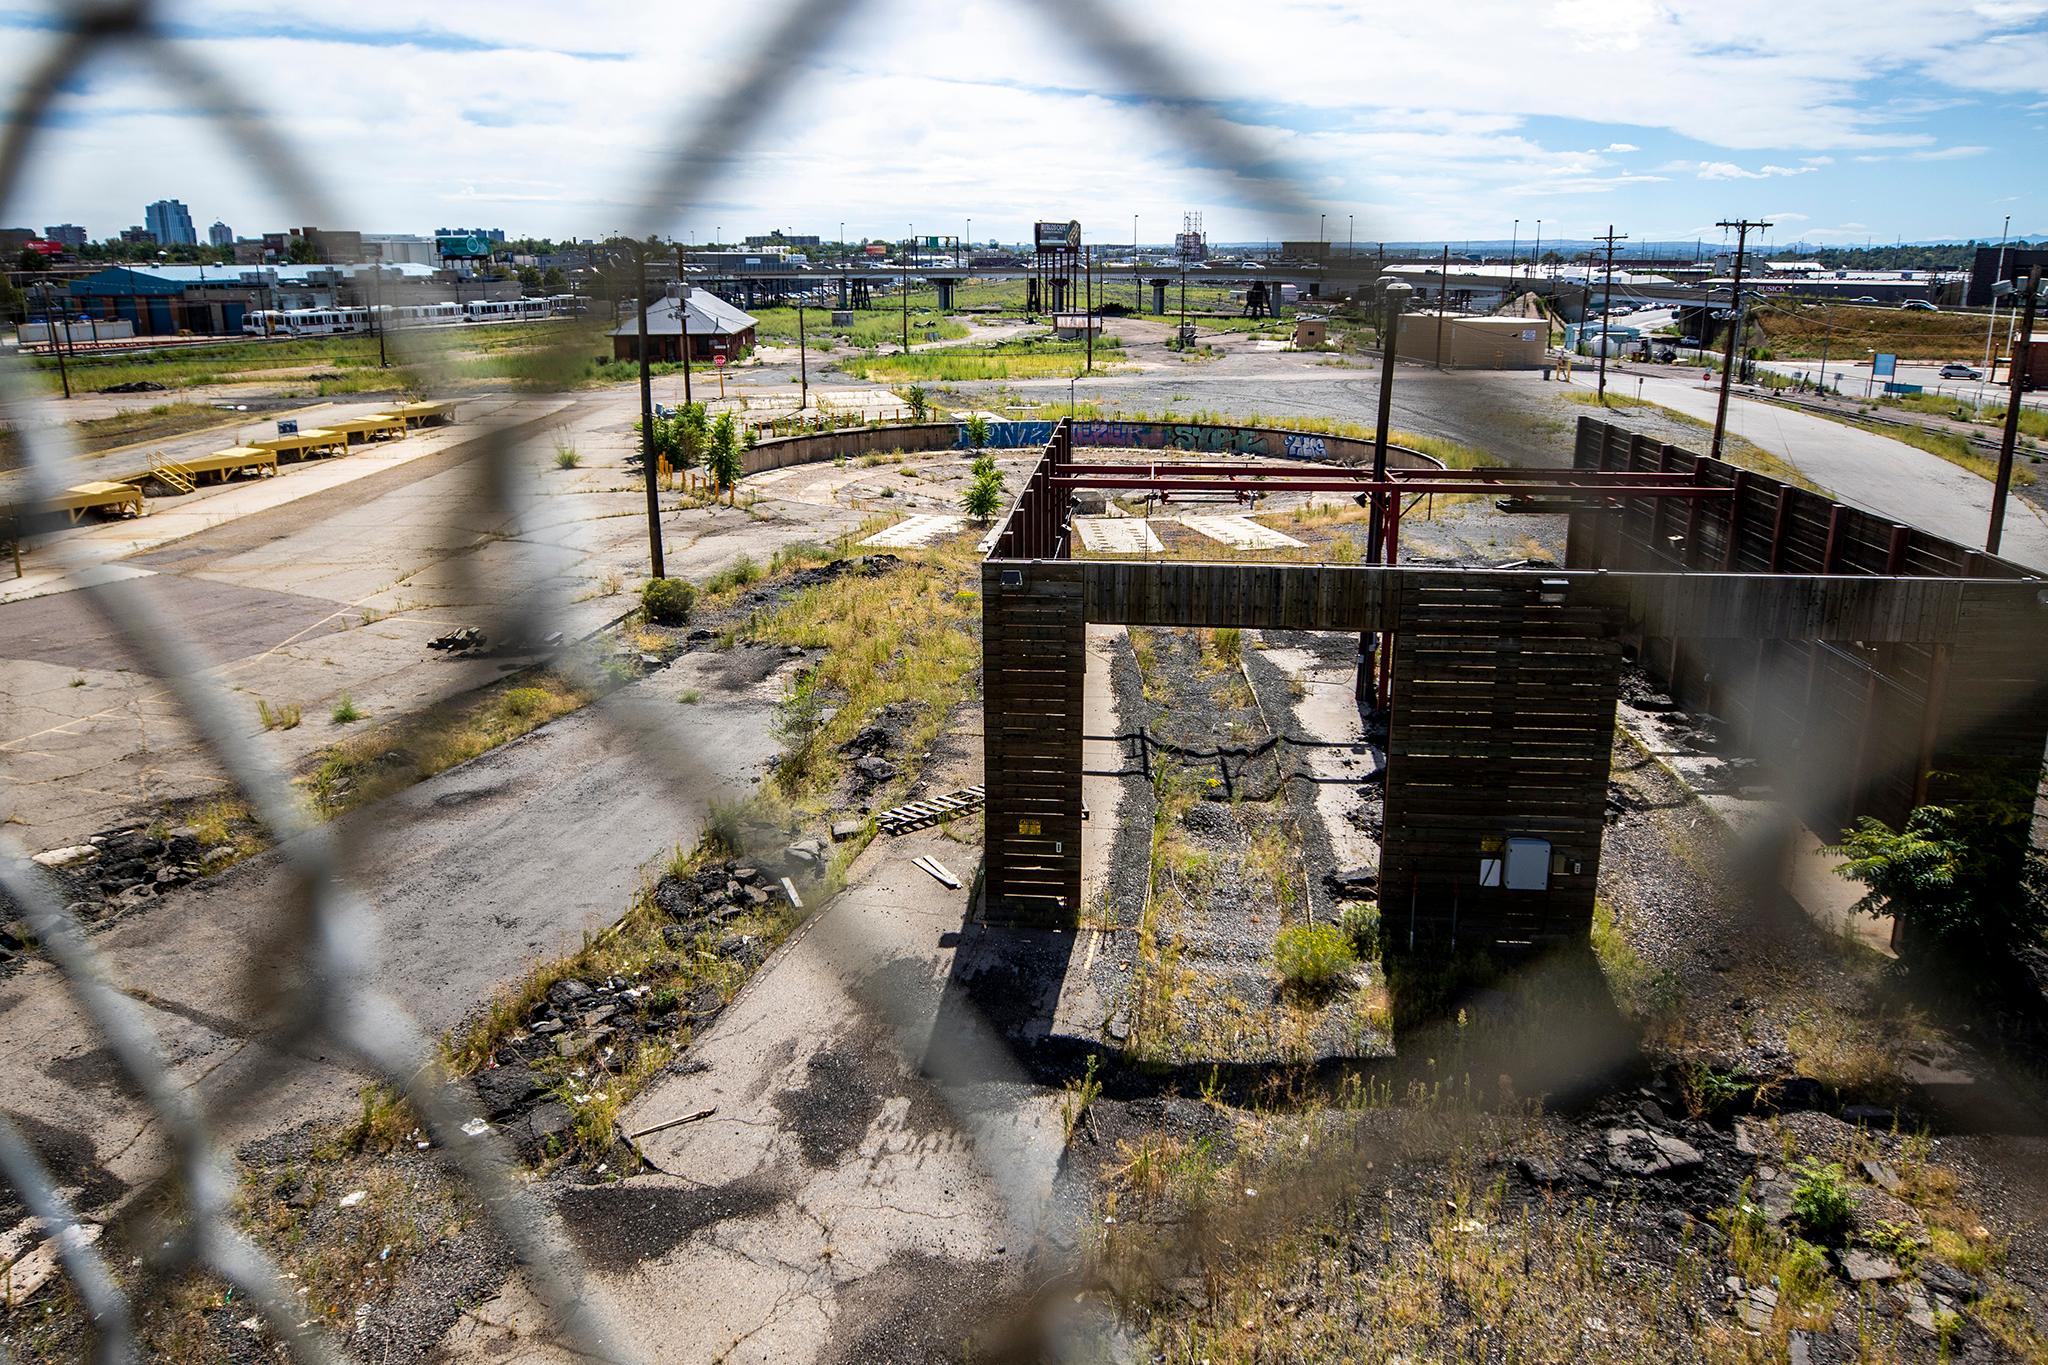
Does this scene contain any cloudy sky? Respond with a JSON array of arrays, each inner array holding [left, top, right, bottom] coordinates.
[[3, 0, 2044, 249]]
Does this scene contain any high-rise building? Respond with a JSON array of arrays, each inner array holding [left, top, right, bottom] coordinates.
[[143, 198, 197, 246], [208, 220, 233, 248], [120, 225, 156, 244], [44, 223, 88, 249]]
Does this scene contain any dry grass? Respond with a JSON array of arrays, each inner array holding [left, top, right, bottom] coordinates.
[[303, 671, 590, 815], [743, 537, 982, 809]]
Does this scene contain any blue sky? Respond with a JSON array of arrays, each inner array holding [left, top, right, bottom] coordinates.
[[2, 0, 2042, 248]]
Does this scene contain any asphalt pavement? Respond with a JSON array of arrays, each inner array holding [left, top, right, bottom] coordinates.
[[0, 645, 782, 1207]]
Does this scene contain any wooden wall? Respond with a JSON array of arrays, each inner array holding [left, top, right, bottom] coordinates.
[[1568, 416, 2046, 833], [1378, 575, 1619, 950], [980, 559, 1086, 924]]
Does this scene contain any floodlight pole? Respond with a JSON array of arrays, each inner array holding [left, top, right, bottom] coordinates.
[[635, 246, 665, 579], [1987, 265, 2041, 557], [1711, 218, 1769, 460]]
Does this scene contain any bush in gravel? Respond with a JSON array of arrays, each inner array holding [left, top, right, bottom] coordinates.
[[1274, 923, 1357, 994], [1789, 1159, 1856, 1247], [639, 576, 696, 625], [1337, 901, 1381, 959]]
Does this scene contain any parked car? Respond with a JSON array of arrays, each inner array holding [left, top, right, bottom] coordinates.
[[1939, 363, 1983, 380], [1900, 299, 1938, 312]]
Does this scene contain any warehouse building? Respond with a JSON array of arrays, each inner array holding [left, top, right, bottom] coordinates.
[[63, 262, 447, 336]]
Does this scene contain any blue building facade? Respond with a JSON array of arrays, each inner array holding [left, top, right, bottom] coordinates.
[[143, 199, 197, 246]]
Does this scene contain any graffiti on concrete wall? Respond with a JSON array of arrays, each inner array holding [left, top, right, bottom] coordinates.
[[955, 421, 1332, 460]]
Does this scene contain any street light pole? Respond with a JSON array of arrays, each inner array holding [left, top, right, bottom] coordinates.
[[1987, 266, 2042, 557], [1978, 214, 2010, 409]]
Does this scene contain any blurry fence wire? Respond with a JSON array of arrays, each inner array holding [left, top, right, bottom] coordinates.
[[0, 0, 1323, 1360]]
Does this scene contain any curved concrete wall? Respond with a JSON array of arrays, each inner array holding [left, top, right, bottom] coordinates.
[[744, 419, 1443, 477]]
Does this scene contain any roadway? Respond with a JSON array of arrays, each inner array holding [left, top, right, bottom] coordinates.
[[1630, 370, 2048, 568], [0, 642, 784, 1208]]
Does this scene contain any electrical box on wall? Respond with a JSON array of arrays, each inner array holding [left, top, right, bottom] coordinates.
[[1505, 837, 1551, 891]]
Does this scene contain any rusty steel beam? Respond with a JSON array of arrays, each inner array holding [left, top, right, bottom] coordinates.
[[1053, 474, 1731, 498]]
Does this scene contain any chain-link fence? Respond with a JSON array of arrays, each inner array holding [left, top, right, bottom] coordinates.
[[12, 5, 2039, 1362], [0, 3, 1321, 1360]]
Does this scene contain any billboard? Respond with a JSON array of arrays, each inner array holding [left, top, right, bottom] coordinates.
[[1034, 220, 1081, 252], [1872, 352, 1897, 379], [436, 233, 494, 260]]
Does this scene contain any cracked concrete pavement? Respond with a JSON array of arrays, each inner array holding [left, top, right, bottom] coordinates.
[[0, 645, 786, 1205], [440, 804, 1067, 1364]]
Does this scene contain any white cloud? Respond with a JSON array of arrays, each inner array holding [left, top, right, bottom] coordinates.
[[0, 0, 2037, 243], [1677, 161, 1818, 180], [1905, 144, 1991, 159]]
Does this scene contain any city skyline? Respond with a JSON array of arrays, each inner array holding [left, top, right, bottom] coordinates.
[[3, 1, 2044, 251]]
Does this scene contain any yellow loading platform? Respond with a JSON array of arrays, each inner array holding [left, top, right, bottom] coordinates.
[[326, 414, 409, 445], [37, 481, 144, 523], [250, 428, 346, 461], [380, 399, 458, 427], [179, 446, 281, 484]]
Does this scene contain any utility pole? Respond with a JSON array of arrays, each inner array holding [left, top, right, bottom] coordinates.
[[1133, 213, 1140, 311], [797, 295, 808, 414], [1363, 279, 1413, 705], [1987, 265, 2041, 556], [1435, 244, 1449, 369], [39, 282, 70, 399], [1593, 225, 1627, 401], [1509, 219, 1518, 292], [373, 263, 387, 368], [1710, 218, 1770, 461], [902, 227, 911, 355], [634, 246, 665, 579]]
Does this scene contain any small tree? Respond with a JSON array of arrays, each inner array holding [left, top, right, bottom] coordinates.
[[962, 414, 990, 453], [1826, 772, 2043, 964], [673, 402, 708, 471], [962, 466, 1005, 522], [706, 411, 744, 504], [907, 384, 930, 422]]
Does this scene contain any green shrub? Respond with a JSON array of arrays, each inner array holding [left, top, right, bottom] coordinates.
[[1274, 923, 1358, 993], [1337, 901, 1381, 958], [639, 577, 696, 625], [1789, 1160, 1855, 1246], [330, 694, 362, 725], [553, 443, 581, 469], [961, 467, 1005, 522], [962, 414, 990, 450], [705, 555, 761, 593]]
